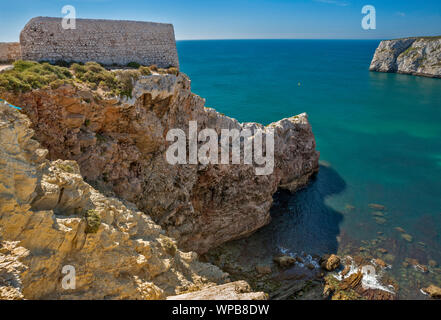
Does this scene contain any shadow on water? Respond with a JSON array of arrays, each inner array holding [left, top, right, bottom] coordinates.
[[215, 165, 347, 265], [262, 165, 346, 257]]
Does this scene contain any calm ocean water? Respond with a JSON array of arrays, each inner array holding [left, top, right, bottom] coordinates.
[[177, 40, 441, 299]]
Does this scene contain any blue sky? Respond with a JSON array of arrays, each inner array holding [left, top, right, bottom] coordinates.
[[0, 0, 440, 41]]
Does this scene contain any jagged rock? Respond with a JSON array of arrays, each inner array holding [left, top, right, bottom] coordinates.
[[340, 271, 363, 290], [370, 37, 441, 78], [3, 72, 319, 254], [320, 254, 341, 271], [166, 281, 267, 300], [273, 256, 296, 268], [422, 285, 441, 299], [0, 102, 229, 299]]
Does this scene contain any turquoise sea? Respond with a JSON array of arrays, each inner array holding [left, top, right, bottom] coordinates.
[[177, 40, 441, 299]]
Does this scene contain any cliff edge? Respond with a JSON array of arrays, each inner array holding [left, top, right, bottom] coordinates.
[[0, 61, 319, 299], [1, 62, 320, 255], [369, 36, 441, 78]]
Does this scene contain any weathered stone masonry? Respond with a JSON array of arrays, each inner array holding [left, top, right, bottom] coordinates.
[[19, 17, 179, 68], [0, 42, 21, 63]]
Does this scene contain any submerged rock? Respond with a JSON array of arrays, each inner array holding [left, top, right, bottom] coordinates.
[[429, 260, 438, 268], [371, 211, 385, 217], [368, 203, 386, 211], [273, 256, 296, 268], [255, 265, 272, 275], [395, 227, 406, 233], [401, 233, 413, 242]]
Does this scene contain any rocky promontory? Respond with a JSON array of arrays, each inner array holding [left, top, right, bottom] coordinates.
[[369, 36, 441, 78], [0, 61, 319, 299]]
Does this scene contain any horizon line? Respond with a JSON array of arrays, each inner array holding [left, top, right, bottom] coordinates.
[[176, 38, 386, 41]]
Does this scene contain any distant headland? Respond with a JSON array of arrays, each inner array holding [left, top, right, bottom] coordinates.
[[370, 36, 441, 78]]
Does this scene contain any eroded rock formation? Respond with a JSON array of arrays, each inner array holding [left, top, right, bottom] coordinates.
[[167, 281, 268, 300], [0, 102, 231, 299], [369, 37, 441, 78], [3, 71, 319, 254]]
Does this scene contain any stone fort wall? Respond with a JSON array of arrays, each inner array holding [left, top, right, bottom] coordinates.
[[0, 42, 22, 63], [20, 17, 179, 68]]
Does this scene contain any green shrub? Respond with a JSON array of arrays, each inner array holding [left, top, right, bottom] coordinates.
[[127, 62, 141, 68], [57, 162, 75, 173], [114, 69, 140, 98], [85, 209, 101, 234], [0, 60, 172, 97], [0, 60, 72, 93], [71, 62, 119, 91]]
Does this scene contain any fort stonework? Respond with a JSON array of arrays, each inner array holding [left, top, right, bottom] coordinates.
[[19, 17, 179, 68], [0, 42, 21, 63]]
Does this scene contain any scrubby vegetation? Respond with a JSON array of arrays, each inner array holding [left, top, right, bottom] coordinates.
[[127, 62, 141, 69], [85, 209, 101, 234], [0, 60, 179, 97], [56, 162, 75, 173], [0, 60, 73, 93]]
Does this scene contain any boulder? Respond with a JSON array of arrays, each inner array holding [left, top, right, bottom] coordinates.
[[321, 254, 341, 271], [273, 256, 296, 268]]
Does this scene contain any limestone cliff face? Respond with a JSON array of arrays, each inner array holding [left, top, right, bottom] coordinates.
[[0, 102, 229, 299], [3, 72, 319, 254], [369, 37, 441, 78]]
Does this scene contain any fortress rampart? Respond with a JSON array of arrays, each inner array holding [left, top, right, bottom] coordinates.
[[19, 17, 179, 68], [0, 42, 21, 63]]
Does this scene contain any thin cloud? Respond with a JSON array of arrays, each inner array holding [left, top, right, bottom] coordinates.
[[314, 0, 350, 7], [396, 12, 406, 17]]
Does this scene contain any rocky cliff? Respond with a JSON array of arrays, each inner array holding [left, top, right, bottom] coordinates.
[[2, 66, 319, 255], [0, 101, 231, 299], [369, 37, 441, 78], [0, 62, 319, 299]]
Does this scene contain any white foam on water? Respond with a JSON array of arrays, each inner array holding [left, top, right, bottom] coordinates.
[[333, 256, 395, 294], [277, 247, 320, 269]]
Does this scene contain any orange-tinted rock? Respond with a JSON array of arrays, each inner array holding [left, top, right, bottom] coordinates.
[[340, 271, 363, 290], [374, 258, 388, 268], [321, 254, 341, 271], [422, 285, 441, 299]]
